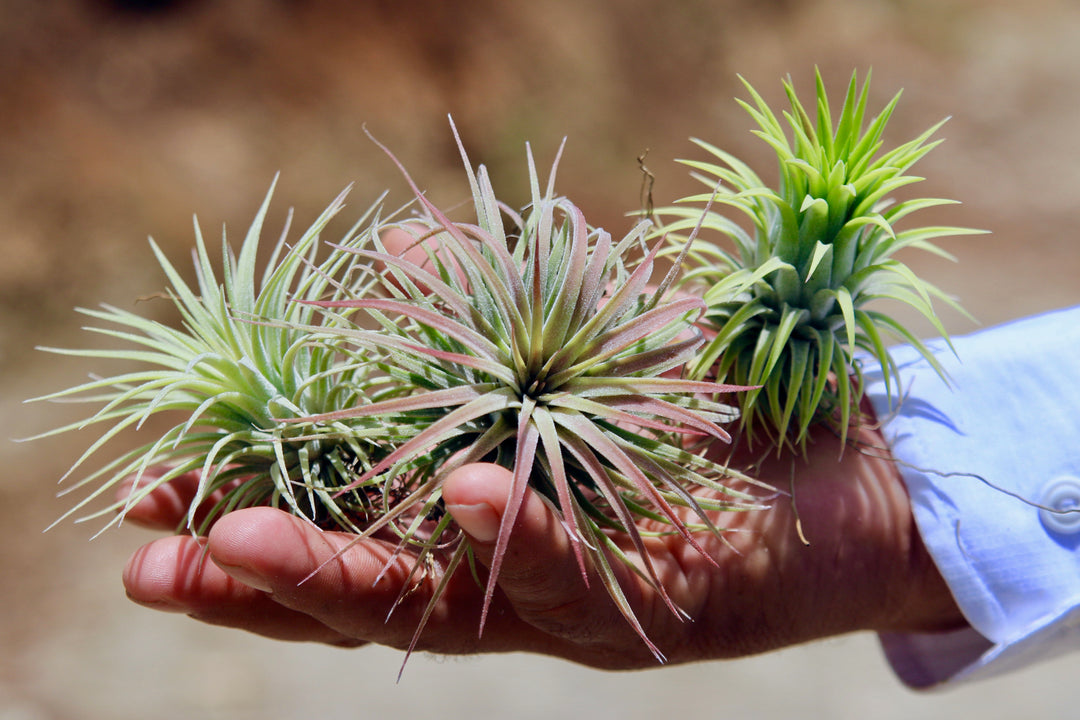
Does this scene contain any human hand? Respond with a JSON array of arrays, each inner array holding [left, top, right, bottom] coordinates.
[[121, 422, 967, 670]]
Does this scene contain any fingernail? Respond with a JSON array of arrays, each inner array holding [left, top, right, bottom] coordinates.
[[446, 502, 501, 543], [212, 558, 273, 593], [127, 593, 190, 613]]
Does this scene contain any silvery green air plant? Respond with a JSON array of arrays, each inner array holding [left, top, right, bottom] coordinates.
[[29, 181, 397, 536]]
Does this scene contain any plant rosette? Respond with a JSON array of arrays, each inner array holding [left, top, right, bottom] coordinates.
[[282, 127, 772, 660], [658, 70, 984, 454], [27, 181, 402, 537]]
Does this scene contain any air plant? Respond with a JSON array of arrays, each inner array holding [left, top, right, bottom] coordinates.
[[27, 179, 400, 536], [290, 129, 769, 660], [659, 69, 982, 451]]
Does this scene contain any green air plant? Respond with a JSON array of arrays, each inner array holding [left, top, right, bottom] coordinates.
[[284, 128, 769, 661], [28, 179, 401, 536], [659, 69, 982, 452]]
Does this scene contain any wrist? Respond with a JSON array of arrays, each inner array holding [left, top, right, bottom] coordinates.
[[714, 424, 968, 651], [838, 426, 967, 636], [881, 522, 969, 634]]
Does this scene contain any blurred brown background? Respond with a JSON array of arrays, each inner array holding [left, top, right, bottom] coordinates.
[[3, 1, 1079, 718]]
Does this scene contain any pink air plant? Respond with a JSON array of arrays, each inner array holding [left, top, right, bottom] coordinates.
[[286, 125, 771, 663]]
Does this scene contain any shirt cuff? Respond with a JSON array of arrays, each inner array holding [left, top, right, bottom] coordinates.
[[865, 306, 1080, 688]]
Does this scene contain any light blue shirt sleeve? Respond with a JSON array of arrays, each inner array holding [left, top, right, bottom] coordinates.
[[865, 306, 1080, 688]]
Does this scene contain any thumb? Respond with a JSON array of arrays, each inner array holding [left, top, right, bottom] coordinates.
[[442, 463, 594, 630]]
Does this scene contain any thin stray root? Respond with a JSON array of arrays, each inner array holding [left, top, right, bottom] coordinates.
[[638, 149, 655, 223], [789, 459, 810, 546], [848, 423, 1080, 522]]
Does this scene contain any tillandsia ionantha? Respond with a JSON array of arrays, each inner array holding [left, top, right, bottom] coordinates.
[[658, 69, 983, 452], [27, 179, 404, 537], [287, 127, 770, 661], [30, 120, 771, 665]]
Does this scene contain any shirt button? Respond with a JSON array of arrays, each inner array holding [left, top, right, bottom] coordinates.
[[1039, 476, 1080, 536]]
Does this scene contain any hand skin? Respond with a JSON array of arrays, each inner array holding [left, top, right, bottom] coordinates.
[[121, 422, 968, 670]]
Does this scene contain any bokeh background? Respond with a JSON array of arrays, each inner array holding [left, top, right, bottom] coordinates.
[[3, 1, 1079, 718]]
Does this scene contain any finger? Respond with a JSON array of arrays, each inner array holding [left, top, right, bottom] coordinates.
[[202, 501, 671, 667], [378, 223, 468, 293], [379, 224, 430, 269], [442, 463, 590, 616], [441, 463, 663, 666], [204, 507, 533, 654], [117, 470, 202, 531], [117, 470, 246, 533], [123, 534, 356, 645]]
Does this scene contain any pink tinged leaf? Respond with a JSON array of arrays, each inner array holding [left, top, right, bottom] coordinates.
[[479, 397, 539, 636], [348, 247, 475, 320], [563, 376, 756, 396], [443, 219, 525, 326], [473, 167, 509, 252], [449, 117, 513, 261], [547, 297, 705, 386], [549, 392, 730, 442], [306, 297, 503, 362], [525, 140, 543, 206], [575, 518, 667, 663], [541, 202, 590, 355], [569, 226, 612, 331], [530, 180, 552, 280], [440, 220, 525, 314], [291, 383, 491, 424], [622, 448, 726, 541], [403, 343, 514, 383], [543, 137, 567, 201], [553, 411, 713, 567], [589, 297, 706, 357], [551, 236, 665, 372], [364, 126, 524, 332], [546, 392, 705, 437], [449, 116, 485, 212], [591, 333, 703, 377], [530, 405, 589, 584], [603, 394, 732, 442], [424, 415, 517, 478], [555, 425, 682, 620], [339, 388, 518, 494], [350, 331, 517, 387], [596, 232, 664, 316]]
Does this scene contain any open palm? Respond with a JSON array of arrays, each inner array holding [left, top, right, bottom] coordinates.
[[122, 422, 965, 669]]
